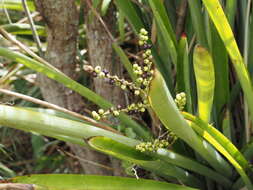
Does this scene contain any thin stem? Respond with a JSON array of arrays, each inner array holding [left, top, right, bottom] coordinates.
[[21, 0, 43, 56], [0, 88, 120, 134]]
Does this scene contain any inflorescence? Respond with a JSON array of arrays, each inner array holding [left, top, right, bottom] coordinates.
[[174, 92, 186, 111], [135, 131, 177, 153], [83, 28, 154, 121]]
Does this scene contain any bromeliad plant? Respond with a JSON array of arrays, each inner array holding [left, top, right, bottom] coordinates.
[[0, 0, 253, 190]]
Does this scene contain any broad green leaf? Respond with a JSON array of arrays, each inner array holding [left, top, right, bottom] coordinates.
[[148, 0, 177, 64], [202, 0, 253, 126], [155, 148, 232, 188], [12, 174, 198, 190], [193, 45, 215, 122], [183, 112, 250, 170], [88, 136, 203, 188], [0, 105, 140, 147], [0, 47, 151, 141], [183, 112, 253, 189], [148, 69, 232, 177]]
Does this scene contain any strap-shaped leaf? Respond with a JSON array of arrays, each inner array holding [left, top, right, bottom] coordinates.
[[88, 136, 203, 188], [11, 174, 198, 190], [193, 45, 215, 122], [183, 112, 253, 189], [202, 0, 253, 126], [148, 69, 232, 177]]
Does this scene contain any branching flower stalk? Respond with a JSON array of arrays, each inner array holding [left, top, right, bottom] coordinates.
[[84, 28, 154, 121]]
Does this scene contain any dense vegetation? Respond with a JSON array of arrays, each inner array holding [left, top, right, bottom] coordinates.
[[0, 0, 253, 189]]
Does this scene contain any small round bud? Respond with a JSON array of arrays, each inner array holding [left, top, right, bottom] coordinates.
[[176, 94, 182, 100], [134, 90, 140, 96], [121, 84, 126, 90], [140, 28, 148, 35], [113, 110, 120, 116], [140, 108, 146, 112], [180, 92, 186, 98], [139, 41, 144, 46], [92, 111, 100, 120], [99, 72, 105, 78], [98, 109, 104, 115], [143, 66, 149, 72], [144, 59, 150, 64], [136, 77, 143, 83], [133, 64, 139, 69], [145, 49, 151, 55], [95, 66, 101, 73]]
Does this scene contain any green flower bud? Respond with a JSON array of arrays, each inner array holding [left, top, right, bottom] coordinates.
[[134, 90, 140, 96], [99, 72, 105, 78], [121, 84, 126, 90], [98, 109, 104, 115], [140, 28, 148, 35], [136, 77, 143, 83], [113, 110, 120, 116], [139, 41, 144, 46], [140, 108, 146, 112], [133, 64, 139, 69], [94, 66, 101, 73], [143, 66, 149, 71], [145, 49, 151, 55], [92, 111, 100, 120]]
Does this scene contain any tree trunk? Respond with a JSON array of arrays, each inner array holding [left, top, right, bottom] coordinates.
[[34, 0, 113, 175], [85, 3, 126, 176]]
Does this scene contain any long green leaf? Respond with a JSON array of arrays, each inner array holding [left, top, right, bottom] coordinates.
[[0, 47, 151, 140], [187, 1, 208, 47], [88, 136, 203, 188], [183, 112, 253, 189], [202, 0, 253, 127], [0, 105, 140, 147], [148, 0, 177, 64], [11, 174, 198, 190], [148, 69, 232, 177], [155, 148, 232, 188], [193, 45, 215, 122]]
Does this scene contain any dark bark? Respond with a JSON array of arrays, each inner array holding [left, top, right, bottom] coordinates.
[[34, 0, 113, 175]]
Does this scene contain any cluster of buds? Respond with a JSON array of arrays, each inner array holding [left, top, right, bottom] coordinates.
[[135, 28, 154, 95], [84, 28, 154, 121], [136, 139, 170, 152], [91, 101, 149, 121], [174, 92, 186, 111]]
